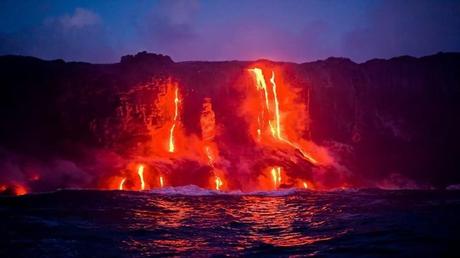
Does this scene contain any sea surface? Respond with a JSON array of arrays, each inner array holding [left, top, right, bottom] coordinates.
[[1, 186, 459, 257]]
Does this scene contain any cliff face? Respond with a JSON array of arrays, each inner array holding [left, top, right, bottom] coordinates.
[[1, 52, 459, 191]]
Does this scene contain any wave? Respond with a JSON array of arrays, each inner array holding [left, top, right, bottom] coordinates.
[[446, 184, 460, 190], [147, 185, 307, 196]]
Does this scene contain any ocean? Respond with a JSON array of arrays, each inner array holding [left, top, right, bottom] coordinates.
[[1, 187, 459, 257]]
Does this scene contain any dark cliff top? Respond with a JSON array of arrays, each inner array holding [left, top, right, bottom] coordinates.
[[1, 52, 459, 68]]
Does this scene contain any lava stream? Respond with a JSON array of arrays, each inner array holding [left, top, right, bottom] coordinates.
[[270, 71, 282, 139], [249, 67, 318, 165], [215, 176, 223, 191], [169, 86, 180, 153], [303, 181, 308, 189], [138, 165, 145, 190], [271, 167, 281, 189], [119, 178, 126, 190], [249, 68, 276, 138], [159, 176, 164, 188]]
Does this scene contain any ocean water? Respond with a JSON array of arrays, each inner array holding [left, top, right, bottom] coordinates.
[[1, 187, 459, 257]]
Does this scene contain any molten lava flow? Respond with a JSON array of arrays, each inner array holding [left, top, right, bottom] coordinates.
[[270, 71, 282, 139], [248, 68, 270, 112], [281, 139, 318, 165], [303, 181, 308, 189], [248, 67, 319, 165], [200, 98, 216, 142], [248, 68, 276, 138], [119, 177, 127, 190], [215, 176, 223, 191], [169, 86, 180, 153], [159, 176, 164, 188], [200, 98, 226, 190], [137, 165, 145, 190], [205, 146, 214, 166], [271, 167, 281, 189]]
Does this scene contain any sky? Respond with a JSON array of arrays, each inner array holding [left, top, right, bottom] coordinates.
[[0, 0, 459, 63]]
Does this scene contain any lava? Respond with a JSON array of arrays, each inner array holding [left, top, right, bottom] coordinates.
[[251, 67, 318, 165], [169, 86, 180, 153], [0, 183, 28, 196], [119, 177, 127, 190], [200, 98, 225, 190], [248, 68, 276, 139], [271, 167, 282, 189], [270, 71, 282, 139], [303, 181, 308, 189], [159, 176, 164, 188], [215, 176, 223, 190], [246, 67, 320, 189], [8, 65, 335, 195], [138, 165, 145, 190]]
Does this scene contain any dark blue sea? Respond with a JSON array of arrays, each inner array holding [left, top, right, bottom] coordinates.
[[1, 186, 459, 257]]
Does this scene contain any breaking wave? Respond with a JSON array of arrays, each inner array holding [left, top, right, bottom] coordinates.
[[147, 184, 304, 196]]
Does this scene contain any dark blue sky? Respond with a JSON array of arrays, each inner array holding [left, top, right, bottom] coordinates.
[[0, 0, 459, 63]]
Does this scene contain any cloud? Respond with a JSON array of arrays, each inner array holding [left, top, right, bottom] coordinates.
[[0, 7, 114, 63], [137, 0, 200, 56], [52, 7, 101, 29], [342, 0, 460, 62]]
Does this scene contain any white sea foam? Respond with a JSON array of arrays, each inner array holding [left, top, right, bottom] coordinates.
[[446, 184, 460, 190], [147, 185, 306, 196]]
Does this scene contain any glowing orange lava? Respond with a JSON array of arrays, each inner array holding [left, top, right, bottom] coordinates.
[[169, 86, 180, 153], [248, 68, 276, 139], [137, 165, 145, 190], [159, 176, 164, 188], [89, 67, 332, 193], [215, 176, 223, 191], [271, 167, 281, 189], [270, 71, 282, 139], [248, 67, 319, 165], [0, 184, 27, 195], [200, 98, 226, 190], [303, 181, 308, 189], [15, 185, 28, 196], [119, 177, 127, 190]]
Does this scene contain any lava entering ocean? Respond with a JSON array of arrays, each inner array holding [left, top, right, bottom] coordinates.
[[0, 65, 340, 195]]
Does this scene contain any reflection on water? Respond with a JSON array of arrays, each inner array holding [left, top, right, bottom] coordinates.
[[1, 189, 460, 257]]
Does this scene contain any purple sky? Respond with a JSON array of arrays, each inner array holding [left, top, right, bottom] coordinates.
[[0, 0, 459, 63]]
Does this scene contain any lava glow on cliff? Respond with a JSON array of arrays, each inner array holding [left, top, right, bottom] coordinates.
[[1, 66, 336, 195]]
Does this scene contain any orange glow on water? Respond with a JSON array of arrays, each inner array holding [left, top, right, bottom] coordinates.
[[137, 165, 145, 190]]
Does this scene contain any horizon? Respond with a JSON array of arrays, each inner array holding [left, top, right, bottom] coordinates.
[[3, 50, 458, 65], [1, 0, 459, 63]]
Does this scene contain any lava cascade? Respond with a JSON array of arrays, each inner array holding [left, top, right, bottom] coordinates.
[[1, 66, 337, 195]]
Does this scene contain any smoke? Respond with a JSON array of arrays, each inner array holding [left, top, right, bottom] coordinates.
[[376, 173, 433, 190], [0, 147, 127, 194]]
